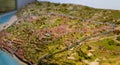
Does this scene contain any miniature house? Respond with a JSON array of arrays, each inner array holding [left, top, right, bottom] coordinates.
[[0, 0, 36, 15]]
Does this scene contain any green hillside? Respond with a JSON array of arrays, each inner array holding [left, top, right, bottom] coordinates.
[[1, 2, 120, 65]]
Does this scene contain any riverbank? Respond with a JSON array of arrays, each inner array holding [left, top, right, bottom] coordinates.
[[0, 15, 17, 32], [13, 55, 27, 65], [0, 15, 28, 65]]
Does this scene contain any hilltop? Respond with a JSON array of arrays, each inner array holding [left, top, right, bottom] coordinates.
[[1, 2, 120, 65]]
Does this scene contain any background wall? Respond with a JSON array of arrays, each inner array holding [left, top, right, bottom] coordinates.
[[38, 0, 120, 10], [17, 0, 35, 9], [0, 0, 16, 14]]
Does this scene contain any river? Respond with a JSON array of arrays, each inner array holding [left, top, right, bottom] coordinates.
[[0, 11, 16, 24], [0, 50, 20, 65]]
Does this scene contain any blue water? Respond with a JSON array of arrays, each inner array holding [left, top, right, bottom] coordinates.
[[0, 12, 15, 24], [0, 50, 20, 65]]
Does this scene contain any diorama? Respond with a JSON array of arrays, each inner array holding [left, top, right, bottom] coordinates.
[[0, 1, 120, 65]]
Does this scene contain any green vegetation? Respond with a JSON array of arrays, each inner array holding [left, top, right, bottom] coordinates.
[[1, 2, 120, 65], [82, 38, 120, 65], [116, 36, 120, 41]]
